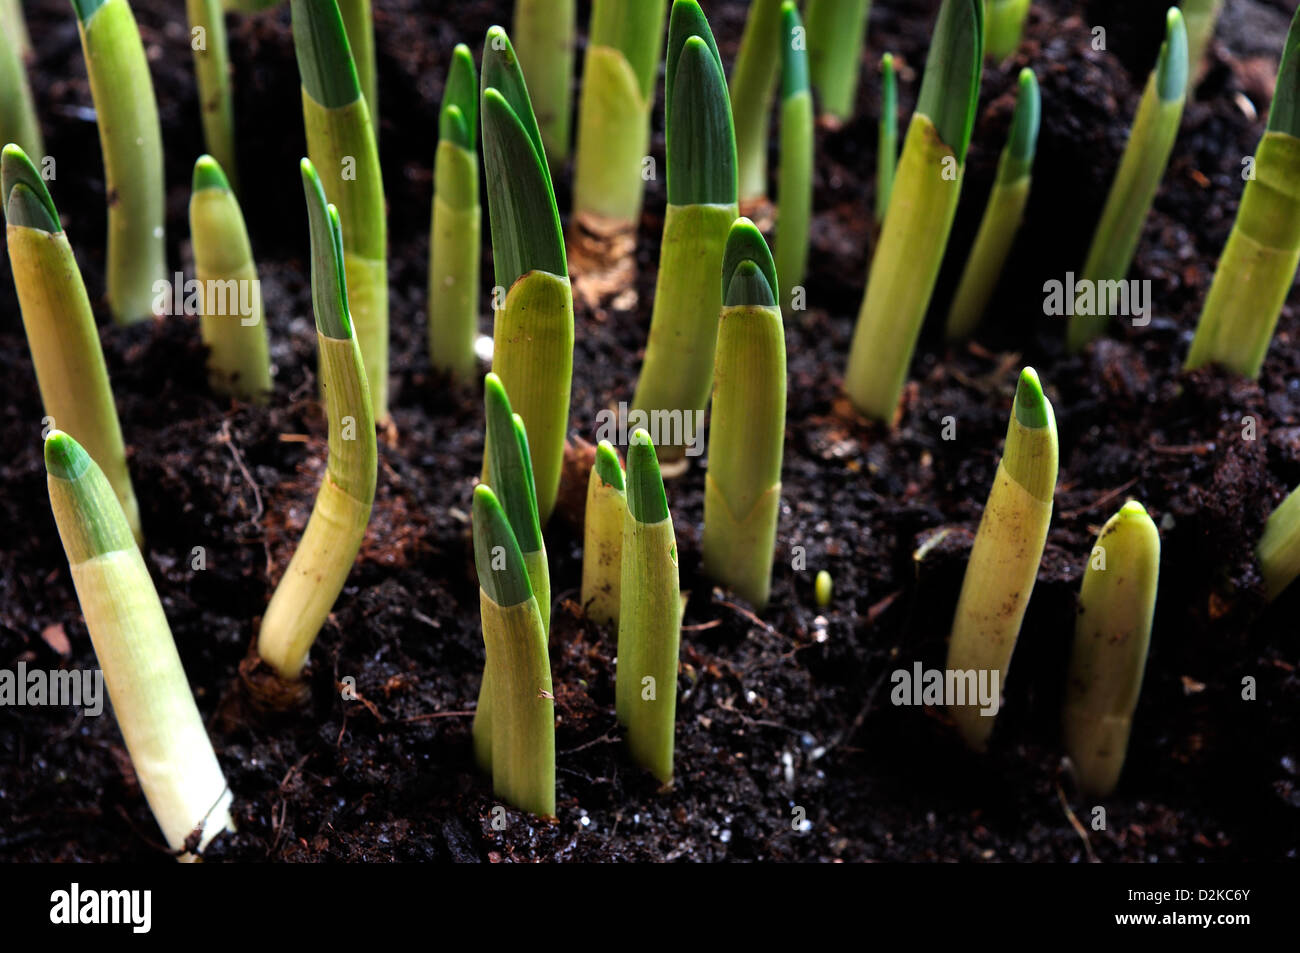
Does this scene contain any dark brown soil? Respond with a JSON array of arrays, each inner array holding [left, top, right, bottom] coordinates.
[[1, 0, 1296, 862]]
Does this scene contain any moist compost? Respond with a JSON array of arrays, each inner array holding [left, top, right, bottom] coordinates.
[[0, 0, 1296, 862]]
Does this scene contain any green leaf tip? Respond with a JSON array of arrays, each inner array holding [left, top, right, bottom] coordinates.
[[666, 0, 723, 129], [1268, 7, 1300, 135], [290, 0, 362, 109], [481, 26, 546, 164], [300, 158, 352, 340], [595, 440, 625, 491], [69, 0, 108, 23], [440, 44, 479, 151], [192, 155, 231, 193], [721, 217, 778, 306], [480, 86, 567, 286], [627, 431, 669, 524], [1119, 499, 1149, 520], [2, 144, 60, 232], [484, 373, 542, 553], [1013, 366, 1049, 429], [915, 0, 984, 164], [780, 2, 809, 101], [44, 430, 93, 482], [1009, 69, 1040, 161], [667, 33, 737, 205], [1155, 7, 1188, 104], [472, 484, 534, 606]]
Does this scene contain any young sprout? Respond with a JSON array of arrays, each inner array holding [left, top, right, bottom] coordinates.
[[71, 0, 167, 324], [876, 52, 897, 224], [483, 373, 550, 636], [1069, 8, 1186, 353], [44, 431, 234, 859], [513, 0, 577, 172], [480, 24, 573, 525], [475, 376, 551, 775], [945, 68, 1041, 342], [703, 219, 786, 610], [844, 0, 983, 422], [572, 0, 667, 230], [0, 1, 42, 159], [1186, 7, 1300, 378], [3, 145, 142, 543], [471, 484, 556, 818], [256, 159, 377, 682], [428, 44, 481, 380], [190, 155, 271, 403], [186, 0, 237, 192], [617, 430, 682, 782], [775, 1, 813, 309], [337, 0, 376, 119], [805, 0, 873, 122], [290, 0, 389, 419], [946, 367, 1057, 751], [983, 0, 1030, 61], [730, 0, 782, 204], [632, 0, 738, 461], [1256, 483, 1300, 600], [1183, 0, 1223, 85], [581, 440, 627, 626], [1063, 501, 1160, 797]]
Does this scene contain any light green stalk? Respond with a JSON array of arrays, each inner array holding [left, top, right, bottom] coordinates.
[[617, 431, 681, 783], [71, 0, 167, 324], [730, 0, 783, 202], [291, 0, 388, 419], [1186, 7, 1300, 378], [775, 1, 812, 309], [0, 1, 42, 159], [514, 0, 577, 171], [632, 0, 737, 461], [984, 0, 1029, 61], [581, 440, 626, 626], [428, 44, 480, 379], [1183, 0, 1222, 85], [844, 0, 983, 421], [946, 68, 1040, 341], [703, 219, 785, 609], [946, 368, 1057, 751], [337, 0, 376, 120], [481, 26, 573, 526], [1064, 501, 1160, 797], [1069, 8, 1186, 352], [571, 0, 667, 228], [190, 156, 270, 403], [472, 485, 555, 817], [876, 52, 897, 223], [257, 159, 376, 682], [806, 0, 872, 121], [187, 0, 237, 192], [222, 0, 280, 11], [45, 431, 234, 859], [4, 145, 142, 543], [3, 0, 31, 57], [1257, 483, 1300, 600]]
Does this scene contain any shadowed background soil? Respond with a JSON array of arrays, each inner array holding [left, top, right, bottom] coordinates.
[[0, 0, 1296, 861]]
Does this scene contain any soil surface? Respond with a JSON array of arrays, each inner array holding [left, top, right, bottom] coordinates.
[[1, 0, 1297, 862]]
